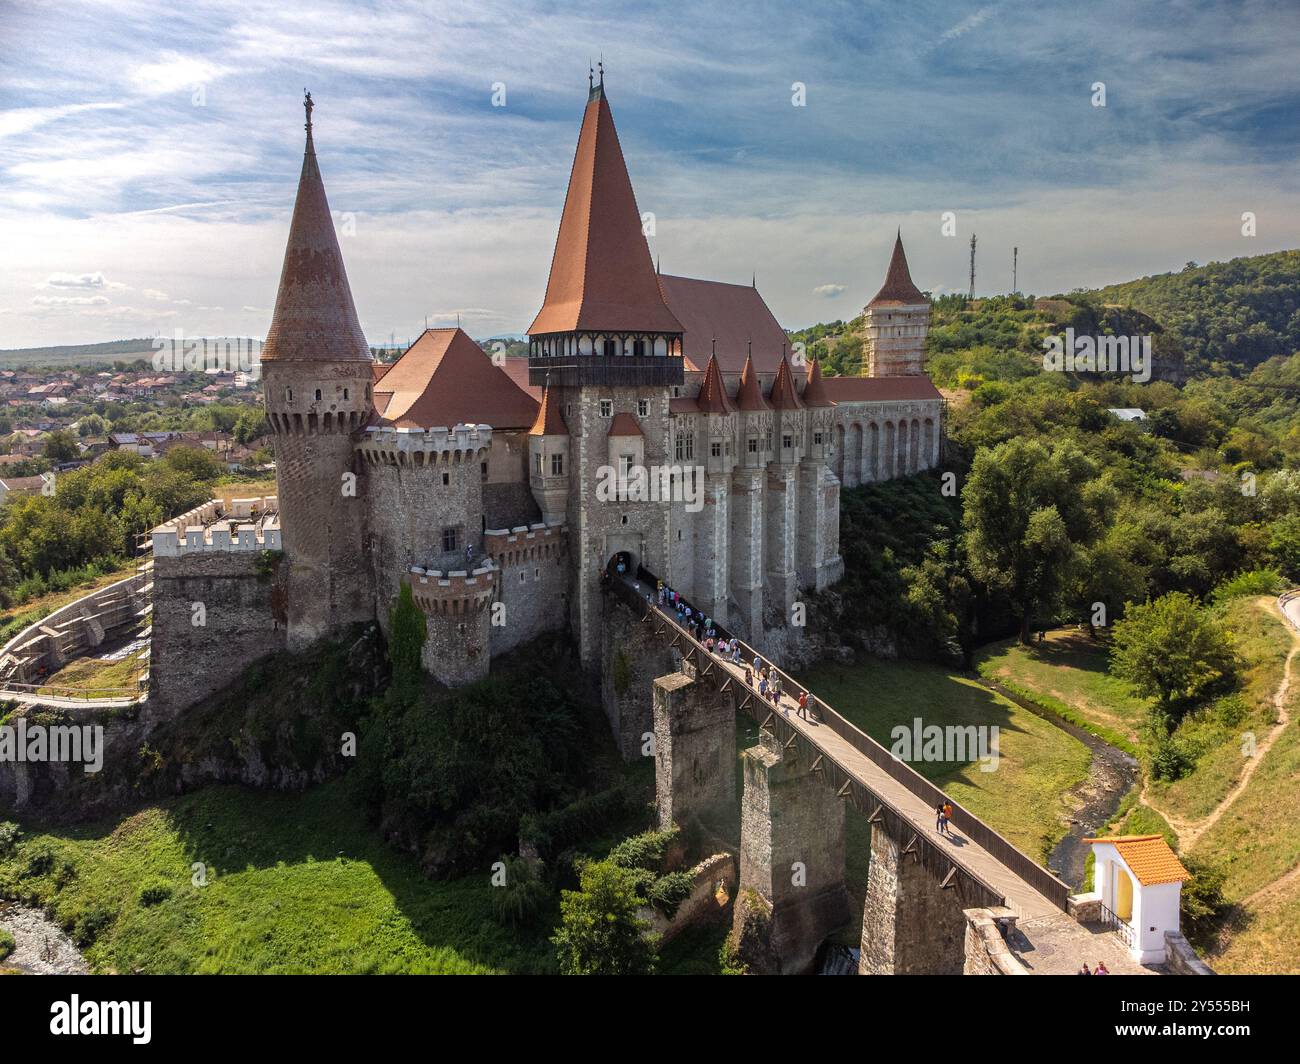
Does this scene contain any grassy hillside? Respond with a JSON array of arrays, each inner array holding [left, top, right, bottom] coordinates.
[[0, 338, 159, 369]]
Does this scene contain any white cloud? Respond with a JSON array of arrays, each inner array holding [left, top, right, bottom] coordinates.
[[142, 288, 171, 301], [127, 51, 228, 96], [813, 283, 847, 298], [32, 294, 110, 306]]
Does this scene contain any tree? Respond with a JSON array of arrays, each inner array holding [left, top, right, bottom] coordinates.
[[963, 437, 1104, 642], [1109, 592, 1236, 725], [387, 582, 427, 693], [43, 429, 80, 463], [551, 858, 657, 975]]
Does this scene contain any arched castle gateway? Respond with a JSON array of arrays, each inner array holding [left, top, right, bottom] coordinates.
[[175, 83, 943, 700]]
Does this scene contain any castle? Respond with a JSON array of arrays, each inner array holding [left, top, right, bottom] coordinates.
[[253, 82, 943, 689]]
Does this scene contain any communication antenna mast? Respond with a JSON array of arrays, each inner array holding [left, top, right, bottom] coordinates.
[[968, 234, 977, 300], [1012, 247, 1018, 294]]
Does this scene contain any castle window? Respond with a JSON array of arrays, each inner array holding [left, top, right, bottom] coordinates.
[[602, 339, 617, 357], [520, 571, 526, 583], [550, 453, 564, 476], [534, 452, 543, 475], [365, 384, 371, 399], [343, 387, 350, 400], [442, 472, 450, 486], [748, 437, 758, 454], [442, 526, 459, 553], [637, 399, 649, 417], [814, 432, 823, 445], [674, 433, 694, 461], [315, 389, 322, 401], [599, 399, 613, 418], [711, 441, 722, 458], [534, 567, 541, 581], [481, 461, 489, 482], [677, 529, 683, 541], [285, 387, 293, 402], [783, 434, 793, 450], [632, 339, 646, 357], [620, 515, 628, 526]]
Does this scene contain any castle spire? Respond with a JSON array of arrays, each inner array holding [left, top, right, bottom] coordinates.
[[261, 95, 370, 363], [696, 352, 735, 414], [527, 84, 681, 337], [736, 351, 769, 411], [868, 230, 926, 308], [768, 354, 804, 410], [800, 358, 834, 407]]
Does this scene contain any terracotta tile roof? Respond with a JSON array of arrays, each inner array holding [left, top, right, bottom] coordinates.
[[528, 91, 682, 336], [736, 353, 769, 411], [261, 110, 373, 363], [768, 356, 804, 410], [1083, 835, 1191, 886], [868, 231, 927, 308], [608, 412, 643, 436], [372, 363, 391, 383], [501, 357, 542, 401], [529, 380, 568, 436], [669, 396, 700, 414], [374, 328, 539, 431], [659, 274, 789, 374], [801, 359, 835, 407], [696, 353, 735, 414], [819, 375, 942, 403]]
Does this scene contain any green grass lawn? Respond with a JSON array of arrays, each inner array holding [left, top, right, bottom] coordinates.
[[796, 658, 1091, 864], [0, 783, 562, 974], [977, 630, 1147, 748]]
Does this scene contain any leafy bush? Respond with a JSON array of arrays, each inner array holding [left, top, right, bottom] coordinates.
[[73, 905, 114, 948], [1210, 568, 1285, 604], [138, 880, 173, 907], [489, 857, 552, 930], [608, 827, 678, 873], [646, 870, 694, 919], [0, 821, 19, 857], [1180, 854, 1230, 947], [552, 858, 657, 975], [0, 928, 14, 963]]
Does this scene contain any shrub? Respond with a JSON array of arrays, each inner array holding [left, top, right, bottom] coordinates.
[[0, 928, 14, 963], [608, 826, 678, 873], [0, 821, 19, 857], [1180, 854, 1230, 947], [74, 905, 114, 948], [22, 845, 54, 878], [646, 870, 694, 919], [552, 859, 657, 976], [490, 857, 552, 930], [1210, 568, 1284, 604], [138, 880, 173, 907]]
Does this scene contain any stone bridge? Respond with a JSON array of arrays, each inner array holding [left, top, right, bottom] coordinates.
[[609, 569, 1073, 974]]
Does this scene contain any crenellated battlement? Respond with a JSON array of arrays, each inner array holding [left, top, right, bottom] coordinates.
[[358, 423, 492, 467], [405, 562, 497, 615], [150, 497, 282, 557], [484, 522, 567, 568]]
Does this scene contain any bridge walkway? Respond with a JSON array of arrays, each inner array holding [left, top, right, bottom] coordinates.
[[611, 569, 1068, 920]]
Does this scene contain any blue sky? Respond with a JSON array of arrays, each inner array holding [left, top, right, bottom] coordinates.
[[1, 0, 1297, 348]]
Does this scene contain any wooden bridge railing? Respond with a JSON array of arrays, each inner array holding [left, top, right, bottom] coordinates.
[[610, 568, 1071, 913]]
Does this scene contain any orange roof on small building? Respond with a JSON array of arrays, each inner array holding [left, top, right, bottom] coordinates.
[[373, 328, 539, 431], [608, 412, 643, 436], [801, 359, 835, 407], [529, 380, 568, 436], [768, 357, 804, 410], [735, 353, 769, 411], [528, 87, 682, 337], [1083, 835, 1191, 886], [868, 231, 927, 309], [695, 353, 735, 415]]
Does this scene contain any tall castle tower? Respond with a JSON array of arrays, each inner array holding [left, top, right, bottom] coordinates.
[[260, 94, 375, 649], [526, 73, 685, 665], [862, 231, 930, 377]]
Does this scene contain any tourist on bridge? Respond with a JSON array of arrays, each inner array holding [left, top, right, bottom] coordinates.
[[1077, 963, 1092, 975], [1094, 961, 1109, 975], [797, 690, 809, 720]]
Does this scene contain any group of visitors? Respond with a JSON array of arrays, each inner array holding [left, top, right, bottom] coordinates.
[[650, 580, 819, 723], [1077, 962, 1110, 975]]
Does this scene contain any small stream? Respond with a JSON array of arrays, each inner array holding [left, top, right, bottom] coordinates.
[[981, 678, 1138, 889], [0, 901, 89, 974]]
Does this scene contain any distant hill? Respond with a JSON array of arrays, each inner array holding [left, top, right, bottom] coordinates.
[[1083, 249, 1300, 374], [0, 338, 159, 369]]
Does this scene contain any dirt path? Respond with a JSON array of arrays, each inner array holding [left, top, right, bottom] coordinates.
[[1142, 596, 1300, 852]]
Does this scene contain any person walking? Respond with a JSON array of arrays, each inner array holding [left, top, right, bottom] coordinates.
[[1094, 961, 1109, 975], [797, 690, 809, 720], [935, 804, 946, 834]]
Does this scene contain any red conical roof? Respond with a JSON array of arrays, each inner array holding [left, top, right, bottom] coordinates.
[[696, 353, 735, 414], [867, 231, 927, 308], [800, 358, 835, 407], [736, 353, 769, 411], [261, 100, 372, 363], [528, 87, 683, 336], [529, 378, 568, 436], [768, 356, 804, 410]]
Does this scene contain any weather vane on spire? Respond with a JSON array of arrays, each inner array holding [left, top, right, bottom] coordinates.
[[303, 89, 313, 133], [598, 56, 604, 86], [588, 60, 594, 91]]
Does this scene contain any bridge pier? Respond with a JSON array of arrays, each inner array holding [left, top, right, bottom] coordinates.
[[652, 670, 736, 834], [859, 823, 968, 974], [731, 734, 850, 974]]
